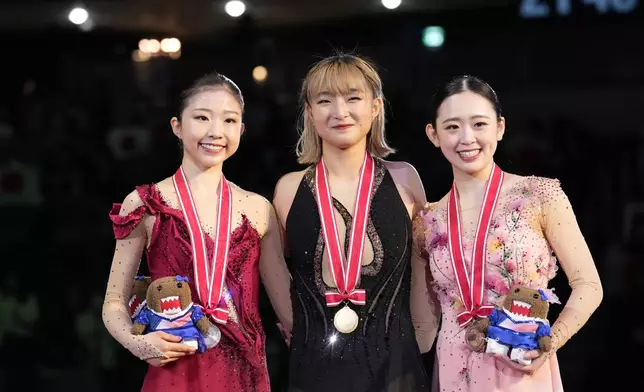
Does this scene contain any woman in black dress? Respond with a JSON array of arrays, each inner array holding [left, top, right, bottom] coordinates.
[[272, 53, 438, 392]]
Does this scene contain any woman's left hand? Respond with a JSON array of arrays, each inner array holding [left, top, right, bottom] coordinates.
[[494, 350, 551, 375]]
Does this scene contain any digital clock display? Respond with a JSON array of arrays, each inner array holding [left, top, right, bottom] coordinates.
[[520, 0, 640, 18]]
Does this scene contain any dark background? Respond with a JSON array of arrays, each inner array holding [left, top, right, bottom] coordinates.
[[0, 0, 641, 390]]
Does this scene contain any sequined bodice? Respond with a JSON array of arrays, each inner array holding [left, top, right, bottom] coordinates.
[[284, 159, 430, 392], [412, 175, 603, 392], [419, 177, 559, 315], [108, 184, 270, 392]]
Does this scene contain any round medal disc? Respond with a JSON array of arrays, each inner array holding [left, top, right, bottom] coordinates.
[[203, 324, 221, 349], [333, 306, 359, 334]]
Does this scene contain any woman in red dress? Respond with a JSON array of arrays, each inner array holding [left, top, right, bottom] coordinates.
[[102, 72, 293, 392]]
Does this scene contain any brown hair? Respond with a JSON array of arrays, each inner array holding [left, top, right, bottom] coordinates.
[[296, 53, 395, 164]]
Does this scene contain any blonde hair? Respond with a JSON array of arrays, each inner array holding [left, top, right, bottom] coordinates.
[[296, 53, 395, 165]]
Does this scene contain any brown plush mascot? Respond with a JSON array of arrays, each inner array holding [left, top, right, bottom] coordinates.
[[131, 275, 220, 353], [129, 276, 151, 320], [466, 285, 560, 365]]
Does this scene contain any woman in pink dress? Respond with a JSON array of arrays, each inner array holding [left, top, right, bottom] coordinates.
[[411, 75, 603, 391], [102, 72, 293, 392]]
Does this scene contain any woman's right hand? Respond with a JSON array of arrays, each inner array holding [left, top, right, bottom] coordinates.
[[142, 331, 197, 366]]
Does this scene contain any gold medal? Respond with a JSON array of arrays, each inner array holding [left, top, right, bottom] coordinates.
[[333, 305, 359, 334]]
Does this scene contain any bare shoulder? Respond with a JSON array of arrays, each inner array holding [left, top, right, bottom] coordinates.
[[155, 176, 175, 192], [274, 169, 308, 199], [153, 176, 176, 202], [272, 169, 309, 222], [383, 159, 421, 177], [383, 160, 422, 188], [382, 159, 427, 206]]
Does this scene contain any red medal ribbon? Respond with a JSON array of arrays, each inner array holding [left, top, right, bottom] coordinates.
[[315, 153, 375, 307], [203, 307, 230, 322], [456, 305, 496, 327], [173, 167, 232, 324], [447, 164, 504, 328], [324, 291, 367, 306]]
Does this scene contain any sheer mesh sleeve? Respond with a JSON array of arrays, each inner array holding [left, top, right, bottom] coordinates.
[[102, 189, 162, 360], [259, 198, 294, 333], [410, 206, 440, 354], [536, 177, 603, 351]]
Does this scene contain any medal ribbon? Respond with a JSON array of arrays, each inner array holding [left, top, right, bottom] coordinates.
[[173, 167, 231, 324], [447, 164, 504, 327], [315, 153, 375, 307]]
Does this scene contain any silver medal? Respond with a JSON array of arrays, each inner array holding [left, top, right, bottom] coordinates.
[[203, 324, 221, 349]]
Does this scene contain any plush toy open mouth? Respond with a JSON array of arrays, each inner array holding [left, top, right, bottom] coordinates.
[[160, 295, 182, 315], [510, 300, 532, 317], [129, 295, 145, 315]]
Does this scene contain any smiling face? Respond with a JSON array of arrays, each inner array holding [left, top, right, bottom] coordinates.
[[306, 68, 381, 153], [171, 87, 245, 171], [296, 54, 394, 164], [427, 91, 505, 178]]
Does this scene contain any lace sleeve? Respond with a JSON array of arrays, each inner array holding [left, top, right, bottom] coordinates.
[[259, 198, 294, 333], [102, 189, 162, 360], [536, 178, 603, 351], [410, 206, 440, 354]]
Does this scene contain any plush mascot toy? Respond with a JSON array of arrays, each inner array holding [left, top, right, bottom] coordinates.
[[129, 276, 151, 320], [131, 275, 220, 353], [466, 285, 560, 365]]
